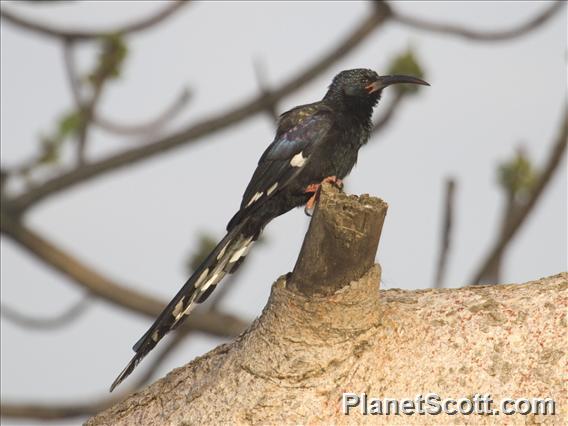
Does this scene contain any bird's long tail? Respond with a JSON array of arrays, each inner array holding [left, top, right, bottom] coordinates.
[[110, 220, 255, 392]]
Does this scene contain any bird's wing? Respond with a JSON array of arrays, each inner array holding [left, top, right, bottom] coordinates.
[[238, 108, 333, 211], [112, 106, 334, 392]]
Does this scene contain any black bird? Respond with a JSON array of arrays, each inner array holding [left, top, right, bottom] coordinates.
[[110, 68, 429, 391]]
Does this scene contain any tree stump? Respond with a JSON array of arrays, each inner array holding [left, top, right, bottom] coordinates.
[[88, 186, 566, 425]]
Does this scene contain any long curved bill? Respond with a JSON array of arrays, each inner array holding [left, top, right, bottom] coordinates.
[[366, 74, 430, 93]]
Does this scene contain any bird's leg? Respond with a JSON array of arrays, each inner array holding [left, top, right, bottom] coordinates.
[[304, 176, 343, 216]]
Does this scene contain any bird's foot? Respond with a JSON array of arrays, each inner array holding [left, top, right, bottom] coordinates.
[[304, 197, 316, 216], [304, 176, 343, 195], [304, 176, 343, 216], [323, 175, 344, 190]]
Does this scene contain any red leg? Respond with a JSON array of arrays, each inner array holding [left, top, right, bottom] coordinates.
[[305, 183, 321, 194], [304, 176, 343, 195], [321, 175, 343, 189], [304, 176, 343, 216], [305, 193, 318, 210]]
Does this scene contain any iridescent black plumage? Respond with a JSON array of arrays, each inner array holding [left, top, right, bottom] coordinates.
[[110, 68, 429, 391]]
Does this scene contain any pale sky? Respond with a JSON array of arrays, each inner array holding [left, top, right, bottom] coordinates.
[[1, 2, 566, 424]]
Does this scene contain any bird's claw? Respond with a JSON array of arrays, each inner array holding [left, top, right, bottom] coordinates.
[[322, 175, 343, 189], [303, 176, 343, 216], [304, 195, 316, 216]]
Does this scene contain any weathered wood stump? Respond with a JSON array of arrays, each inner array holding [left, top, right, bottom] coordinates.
[[88, 186, 566, 425]]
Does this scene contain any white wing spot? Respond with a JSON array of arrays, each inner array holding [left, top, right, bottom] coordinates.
[[290, 151, 306, 167], [217, 242, 229, 260], [229, 238, 254, 263], [241, 242, 253, 258], [151, 330, 159, 342], [172, 298, 185, 319], [195, 268, 209, 288], [181, 302, 196, 317], [246, 191, 263, 207], [267, 182, 278, 195], [201, 272, 221, 291]]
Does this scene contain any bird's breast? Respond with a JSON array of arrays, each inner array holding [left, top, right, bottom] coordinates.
[[308, 121, 369, 180]]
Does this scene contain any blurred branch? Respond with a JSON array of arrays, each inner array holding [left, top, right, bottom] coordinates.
[[253, 59, 280, 124], [76, 34, 129, 163], [64, 40, 191, 137], [0, 168, 8, 193], [433, 178, 456, 288], [3, 157, 40, 182], [6, 2, 393, 215], [0, 1, 188, 41], [1, 331, 190, 421], [75, 72, 104, 165], [0, 213, 248, 337], [479, 147, 536, 283], [5, 109, 85, 182], [1, 292, 91, 331], [207, 275, 239, 312], [63, 40, 83, 105], [391, 1, 563, 41], [63, 38, 92, 164], [470, 108, 568, 284], [1, 327, 189, 421], [0, 400, 110, 421], [94, 89, 192, 136]]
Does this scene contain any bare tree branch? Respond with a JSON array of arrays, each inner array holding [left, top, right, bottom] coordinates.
[[64, 40, 192, 137], [0, 330, 191, 421], [0, 213, 248, 337], [391, 1, 563, 41], [253, 59, 280, 124], [1, 292, 91, 331], [94, 89, 192, 136], [75, 74, 105, 165], [470, 108, 568, 284], [63, 39, 83, 106], [207, 275, 237, 312], [433, 178, 456, 288], [63, 37, 93, 164], [0, 1, 188, 41], [0, 330, 195, 421], [5, 3, 393, 215], [0, 400, 108, 421], [478, 178, 517, 284], [0, 168, 8, 193]]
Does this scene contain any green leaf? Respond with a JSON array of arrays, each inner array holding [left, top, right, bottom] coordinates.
[[36, 110, 83, 166], [498, 148, 536, 201], [387, 47, 426, 95], [89, 33, 128, 86], [58, 111, 84, 138], [38, 136, 60, 165]]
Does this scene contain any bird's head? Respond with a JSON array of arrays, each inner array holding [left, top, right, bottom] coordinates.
[[325, 68, 429, 112]]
